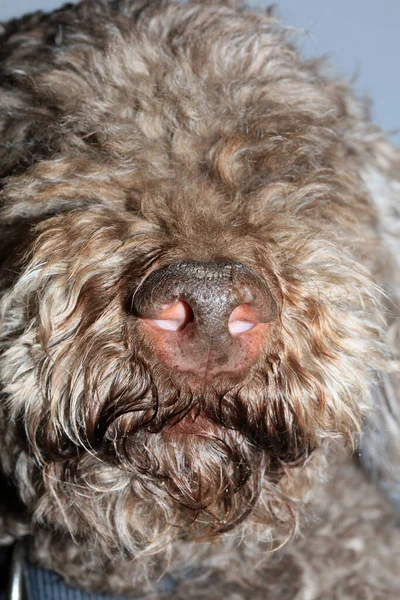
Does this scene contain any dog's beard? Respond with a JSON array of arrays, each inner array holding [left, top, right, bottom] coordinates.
[[110, 423, 264, 530], [73, 376, 312, 538], [28, 359, 310, 546]]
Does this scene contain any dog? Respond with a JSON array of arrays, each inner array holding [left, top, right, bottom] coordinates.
[[0, 1, 399, 598]]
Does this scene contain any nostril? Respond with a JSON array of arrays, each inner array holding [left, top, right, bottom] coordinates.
[[149, 300, 194, 332], [228, 304, 258, 336]]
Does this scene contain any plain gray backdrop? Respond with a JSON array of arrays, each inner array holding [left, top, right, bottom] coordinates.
[[1, 0, 399, 143]]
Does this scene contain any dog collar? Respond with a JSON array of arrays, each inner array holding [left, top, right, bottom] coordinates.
[[6, 538, 180, 600]]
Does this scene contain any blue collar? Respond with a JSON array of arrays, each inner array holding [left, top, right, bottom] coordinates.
[[6, 540, 180, 600]]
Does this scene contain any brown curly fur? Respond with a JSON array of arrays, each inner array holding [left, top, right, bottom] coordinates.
[[0, 0, 399, 597]]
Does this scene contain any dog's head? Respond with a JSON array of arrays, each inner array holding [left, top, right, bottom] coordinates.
[[0, 0, 388, 557]]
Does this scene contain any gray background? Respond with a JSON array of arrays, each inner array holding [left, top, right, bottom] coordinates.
[[1, 0, 399, 144]]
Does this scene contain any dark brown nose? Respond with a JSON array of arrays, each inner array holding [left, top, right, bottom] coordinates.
[[132, 261, 276, 380]]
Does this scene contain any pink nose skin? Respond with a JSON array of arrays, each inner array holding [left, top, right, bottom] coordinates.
[[147, 300, 259, 336], [132, 261, 276, 380], [148, 300, 193, 332], [227, 304, 259, 335]]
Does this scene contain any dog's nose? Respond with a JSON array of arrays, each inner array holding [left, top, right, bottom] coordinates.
[[131, 261, 276, 380]]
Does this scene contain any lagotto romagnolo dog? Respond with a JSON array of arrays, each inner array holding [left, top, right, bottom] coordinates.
[[0, 0, 399, 598]]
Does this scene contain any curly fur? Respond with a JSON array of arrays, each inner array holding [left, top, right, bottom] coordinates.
[[0, 0, 399, 597]]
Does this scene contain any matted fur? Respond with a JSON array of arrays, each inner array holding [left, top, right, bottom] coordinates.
[[0, 0, 399, 597]]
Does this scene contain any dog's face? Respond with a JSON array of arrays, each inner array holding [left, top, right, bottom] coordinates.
[[0, 0, 388, 557]]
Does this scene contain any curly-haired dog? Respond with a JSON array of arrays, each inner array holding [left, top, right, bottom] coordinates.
[[0, 1, 399, 598]]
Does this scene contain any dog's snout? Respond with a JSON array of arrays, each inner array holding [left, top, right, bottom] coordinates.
[[132, 261, 276, 380]]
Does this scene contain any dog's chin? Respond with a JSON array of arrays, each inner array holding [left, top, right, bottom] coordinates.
[[100, 407, 308, 528]]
